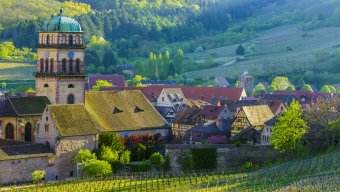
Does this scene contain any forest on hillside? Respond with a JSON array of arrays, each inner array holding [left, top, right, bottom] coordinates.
[[1, 0, 340, 87]]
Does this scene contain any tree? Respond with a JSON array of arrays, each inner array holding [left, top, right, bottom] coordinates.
[[32, 170, 46, 184], [25, 88, 36, 93], [82, 160, 112, 177], [267, 85, 277, 93], [99, 132, 125, 153], [92, 80, 113, 91], [285, 85, 296, 91], [270, 100, 308, 153], [319, 85, 332, 93], [301, 84, 314, 92], [271, 77, 291, 91], [253, 83, 266, 96], [235, 44, 245, 55], [173, 49, 184, 74], [168, 62, 176, 76], [1, 82, 6, 90], [163, 50, 170, 78], [150, 152, 164, 166], [328, 119, 340, 148], [99, 146, 119, 163], [75, 149, 97, 164]]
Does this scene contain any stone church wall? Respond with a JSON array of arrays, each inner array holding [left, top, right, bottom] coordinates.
[[166, 144, 278, 171]]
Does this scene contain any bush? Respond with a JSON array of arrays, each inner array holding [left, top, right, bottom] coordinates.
[[99, 132, 125, 152], [99, 146, 119, 163], [235, 44, 245, 55], [182, 154, 193, 171], [150, 152, 164, 166], [190, 148, 217, 170], [131, 143, 146, 161], [75, 149, 97, 163], [235, 141, 241, 147], [120, 150, 131, 164], [129, 161, 151, 172], [163, 156, 171, 170], [32, 170, 46, 183], [145, 146, 158, 159], [82, 160, 112, 177]]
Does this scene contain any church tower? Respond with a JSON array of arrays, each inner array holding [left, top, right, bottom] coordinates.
[[35, 9, 86, 104], [238, 71, 254, 97]]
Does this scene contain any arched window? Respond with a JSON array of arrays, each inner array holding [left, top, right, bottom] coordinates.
[[41, 35, 44, 44], [68, 84, 74, 88], [44, 84, 49, 88], [75, 35, 80, 44], [45, 59, 49, 72], [62, 59, 67, 73], [75, 59, 80, 73], [67, 94, 74, 104], [50, 59, 54, 73], [40, 59, 44, 72], [47, 35, 50, 45], [62, 35, 66, 44], [5, 123, 14, 140], [69, 59, 73, 73], [69, 35, 73, 45], [25, 122, 32, 141]]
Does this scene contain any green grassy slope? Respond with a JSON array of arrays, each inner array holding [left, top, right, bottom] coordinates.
[[185, 24, 340, 83], [5, 150, 339, 192]]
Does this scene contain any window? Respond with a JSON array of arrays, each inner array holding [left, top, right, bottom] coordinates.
[[44, 84, 49, 88], [46, 116, 48, 121], [62, 59, 67, 73], [75, 59, 80, 73], [40, 59, 44, 72], [113, 107, 123, 114], [75, 35, 80, 44], [5, 123, 14, 140], [162, 97, 164, 102], [50, 59, 54, 72], [69, 59, 73, 73], [46, 35, 50, 45], [67, 94, 74, 104], [62, 35, 66, 44], [134, 106, 144, 113], [69, 35, 73, 45], [45, 59, 49, 72], [24, 122, 32, 141], [68, 84, 74, 88], [45, 124, 49, 132]]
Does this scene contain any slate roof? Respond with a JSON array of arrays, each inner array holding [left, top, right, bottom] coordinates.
[[274, 90, 332, 104], [264, 116, 278, 126], [199, 106, 227, 120], [214, 77, 230, 87], [0, 97, 50, 117], [87, 74, 125, 89], [241, 105, 274, 127], [101, 85, 245, 102], [141, 80, 177, 85], [85, 91, 167, 132], [212, 99, 260, 112], [232, 126, 259, 140], [0, 140, 52, 160], [186, 99, 211, 108], [172, 107, 201, 125], [155, 106, 174, 117], [49, 104, 99, 137], [188, 120, 231, 133]]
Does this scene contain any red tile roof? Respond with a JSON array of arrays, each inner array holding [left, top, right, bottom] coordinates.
[[274, 90, 332, 105], [199, 106, 227, 120], [87, 74, 126, 89], [101, 85, 245, 102]]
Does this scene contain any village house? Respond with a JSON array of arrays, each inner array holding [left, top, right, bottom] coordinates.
[[232, 127, 261, 144], [35, 104, 99, 179], [85, 90, 170, 137], [171, 107, 201, 139], [186, 99, 211, 109], [261, 116, 278, 145], [232, 105, 274, 136], [155, 106, 177, 123], [156, 88, 186, 110], [0, 96, 50, 141], [197, 105, 232, 123]]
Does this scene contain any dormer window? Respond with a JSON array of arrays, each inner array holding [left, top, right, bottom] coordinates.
[[134, 106, 144, 113], [113, 107, 123, 114]]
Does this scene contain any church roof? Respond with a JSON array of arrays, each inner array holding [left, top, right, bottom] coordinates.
[[48, 104, 99, 137], [85, 91, 168, 132], [42, 14, 82, 32], [241, 105, 274, 127], [0, 96, 50, 117]]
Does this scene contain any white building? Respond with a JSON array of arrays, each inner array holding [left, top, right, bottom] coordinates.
[[261, 116, 277, 145], [156, 88, 187, 110]]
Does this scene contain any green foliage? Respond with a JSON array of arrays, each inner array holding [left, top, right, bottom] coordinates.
[[301, 84, 314, 92], [99, 146, 119, 163], [285, 85, 296, 91], [235, 141, 241, 147], [119, 150, 131, 164], [129, 161, 151, 172], [190, 148, 217, 170], [267, 85, 277, 93], [75, 149, 97, 164], [271, 100, 308, 153], [235, 44, 245, 55], [32, 170, 45, 183], [92, 80, 113, 91], [149, 152, 164, 166], [99, 132, 125, 153], [163, 156, 171, 170], [0, 42, 36, 61], [131, 143, 146, 161], [182, 154, 193, 171], [82, 159, 112, 177], [127, 75, 147, 87], [253, 83, 266, 96], [25, 88, 36, 93], [242, 162, 254, 170], [271, 77, 292, 91], [319, 85, 332, 93], [328, 119, 340, 147]]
